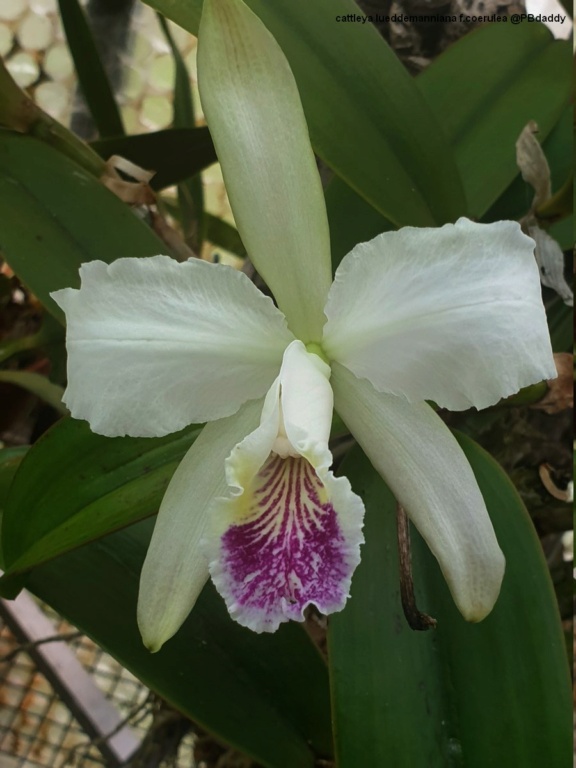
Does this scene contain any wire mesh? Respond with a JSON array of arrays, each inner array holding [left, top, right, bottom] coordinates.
[[0, 615, 108, 767], [0, 605, 198, 768]]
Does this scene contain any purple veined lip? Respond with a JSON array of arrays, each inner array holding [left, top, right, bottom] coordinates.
[[217, 452, 354, 632]]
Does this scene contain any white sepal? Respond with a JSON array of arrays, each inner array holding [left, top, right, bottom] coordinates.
[[198, 0, 331, 342], [332, 363, 505, 622]]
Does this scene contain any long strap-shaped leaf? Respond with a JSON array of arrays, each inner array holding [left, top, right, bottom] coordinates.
[[143, 0, 467, 228], [57, 0, 125, 137], [0, 132, 165, 321], [157, 14, 205, 250], [1, 418, 201, 574], [418, 21, 571, 218], [91, 127, 218, 190], [0, 371, 66, 415], [328, 436, 571, 767], [327, 21, 570, 267]]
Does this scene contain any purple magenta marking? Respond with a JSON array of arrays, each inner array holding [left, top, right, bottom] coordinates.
[[219, 454, 353, 627]]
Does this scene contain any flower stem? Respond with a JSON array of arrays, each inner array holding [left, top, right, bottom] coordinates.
[[396, 503, 437, 632], [0, 58, 105, 178]]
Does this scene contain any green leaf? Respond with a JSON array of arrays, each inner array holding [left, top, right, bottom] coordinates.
[[0, 446, 27, 517], [0, 334, 48, 366], [25, 519, 332, 767], [158, 15, 205, 250], [546, 295, 572, 352], [0, 131, 166, 321], [91, 127, 217, 190], [0, 371, 67, 414], [205, 213, 246, 257], [325, 175, 392, 271], [539, 105, 574, 192], [329, 435, 571, 767], [0, 447, 27, 590], [548, 215, 573, 252], [161, 204, 246, 257], [144, 0, 466, 227], [1, 418, 202, 573], [325, 22, 570, 264], [0, 57, 106, 177], [418, 22, 571, 219], [57, 0, 124, 137]]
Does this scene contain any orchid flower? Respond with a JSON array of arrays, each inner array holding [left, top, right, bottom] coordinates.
[[51, 0, 555, 650]]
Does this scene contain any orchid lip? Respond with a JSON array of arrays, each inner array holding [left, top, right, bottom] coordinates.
[[211, 452, 361, 633], [203, 339, 365, 633]]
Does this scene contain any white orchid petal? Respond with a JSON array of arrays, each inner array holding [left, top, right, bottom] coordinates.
[[204, 341, 364, 633], [52, 256, 293, 437], [198, 0, 331, 342], [332, 363, 505, 622], [137, 398, 263, 652], [323, 218, 556, 411]]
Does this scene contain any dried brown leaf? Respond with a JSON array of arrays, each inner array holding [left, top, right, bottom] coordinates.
[[531, 352, 573, 414], [516, 120, 551, 210]]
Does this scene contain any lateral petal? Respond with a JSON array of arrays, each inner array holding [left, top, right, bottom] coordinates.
[[198, 0, 331, 342], [52, 256, 293, 437], [332, 363, 505, 622], [323, 218, 556, 411], [204, 341, 364, 632], [137, 398, 263, 652]]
